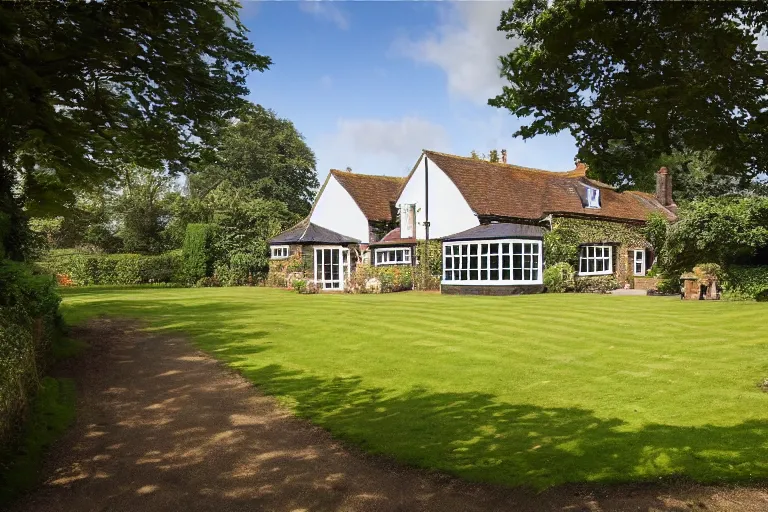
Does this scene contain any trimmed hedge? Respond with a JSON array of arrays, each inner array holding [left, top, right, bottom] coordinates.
[[0, 260, 61, 462], [40, 252, 182, 286], [182, 224, 215, 283], [722, 266, 768, 301]]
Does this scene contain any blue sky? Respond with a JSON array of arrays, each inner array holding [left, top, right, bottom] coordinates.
[[239, 1, 578, 181]]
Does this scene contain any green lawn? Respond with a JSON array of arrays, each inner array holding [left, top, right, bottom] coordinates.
[[61, 287, 768, 489]]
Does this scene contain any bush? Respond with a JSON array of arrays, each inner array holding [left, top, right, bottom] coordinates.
[[0, 260, 61, 463], [182, 223, 215, 283], [721, 266, 768, 301], [348, 264, 414, 293], [292, 279, 319, 294], [574, 275, 618, 294], [47, 252, 181, 286], [543, 262, 575, 293]]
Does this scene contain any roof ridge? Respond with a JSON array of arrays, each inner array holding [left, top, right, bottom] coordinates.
[[423, 149, 578, 175], [329, 169, 405, 181]]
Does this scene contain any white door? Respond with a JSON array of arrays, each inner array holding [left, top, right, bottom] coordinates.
[[633, 249, 646, 276], [314, 246, 350, 290]]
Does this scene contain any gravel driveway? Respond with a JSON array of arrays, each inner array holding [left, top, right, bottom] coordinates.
[[9, 318, 768, 512]]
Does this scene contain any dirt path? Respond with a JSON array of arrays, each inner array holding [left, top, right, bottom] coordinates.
[[9, 318, 768, 512]]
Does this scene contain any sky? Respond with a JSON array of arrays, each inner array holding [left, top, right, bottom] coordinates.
[[238, 0, 579, 182]]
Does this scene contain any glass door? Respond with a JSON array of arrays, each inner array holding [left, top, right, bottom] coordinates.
[[314, 246, 350, 290], [633, 249, 646, 276]]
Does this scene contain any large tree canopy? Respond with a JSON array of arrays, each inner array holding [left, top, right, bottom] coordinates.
[[0, 0, 270, 259], [190, 104, 319, 216], [489, 1, 768, 189]]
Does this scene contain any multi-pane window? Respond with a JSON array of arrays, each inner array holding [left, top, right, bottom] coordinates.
[[271, 245, 289, 259], [442, 240, 542, 284], [375, 247, 411, 266], [579, 245, 613, 275]]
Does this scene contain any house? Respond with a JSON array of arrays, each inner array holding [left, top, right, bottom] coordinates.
[[267, 169, 404, 291], [269, 150, 677, 294], [396, 150, 677, 295]]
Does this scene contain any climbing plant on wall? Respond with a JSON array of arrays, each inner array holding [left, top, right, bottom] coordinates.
[[544, 217, 649, 268]]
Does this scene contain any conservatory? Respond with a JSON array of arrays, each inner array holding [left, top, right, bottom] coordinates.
[[440, 223, 545, 295]]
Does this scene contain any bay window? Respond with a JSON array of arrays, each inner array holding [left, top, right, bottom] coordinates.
[[442, 240, 542, 285], [579, 245, 613, 276], [375, 247, 411, 266]]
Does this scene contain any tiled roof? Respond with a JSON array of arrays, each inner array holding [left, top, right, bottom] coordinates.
[[330, 169, 405, 222], [443, 223, 544, 242], [369, 227, 417, 247], [269, 219, 360, 245], [424, 151, 677, 223]]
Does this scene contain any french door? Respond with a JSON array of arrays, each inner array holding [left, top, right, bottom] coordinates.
[[314, 246, 350, 290], [633, 249, 646, 276]]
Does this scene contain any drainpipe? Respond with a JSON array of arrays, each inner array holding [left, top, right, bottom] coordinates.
[[424, 154, 430, 270]]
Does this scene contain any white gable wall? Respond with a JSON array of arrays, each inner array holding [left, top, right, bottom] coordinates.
[[397, 155, 478, 240], [309, 174, 370, 243]]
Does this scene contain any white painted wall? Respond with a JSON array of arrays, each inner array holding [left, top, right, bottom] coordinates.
[[396, 155, 478, 240], [310, 174, 370, 243]]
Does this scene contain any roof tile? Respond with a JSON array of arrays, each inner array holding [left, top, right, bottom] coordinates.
[[330, 169, 405, 222]]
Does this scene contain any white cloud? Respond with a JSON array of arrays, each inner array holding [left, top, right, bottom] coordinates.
[[316, 117, 450, 177], [394, 1, 517, 104], [299, 0, 349, 30]]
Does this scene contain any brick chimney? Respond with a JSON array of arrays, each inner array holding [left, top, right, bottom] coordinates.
[[501, 149, 507, 164], [655, 166, 675, 209]]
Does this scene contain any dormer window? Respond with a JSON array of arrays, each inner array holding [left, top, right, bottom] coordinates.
[[586, 186, 601, 209]]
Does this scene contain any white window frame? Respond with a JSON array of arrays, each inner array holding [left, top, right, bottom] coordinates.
[[441, 239, 543, 286], [313, 245, 350, 290], [271, 245, 290, 260], [374, 247, 412, 266], [633, 249, 646, 277], [578, 245, 613, 276], [586, 186, 601, 209]]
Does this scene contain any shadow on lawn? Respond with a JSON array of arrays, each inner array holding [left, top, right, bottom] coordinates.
[[63, 296, 768, 491]]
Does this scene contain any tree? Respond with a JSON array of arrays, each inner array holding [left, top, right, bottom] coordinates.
[[489, 1, 768, 188], [489, 149, 499, 163], [190, 104, 319, 215], [0, 0, 270, 260], [113, 165, 177, 255]]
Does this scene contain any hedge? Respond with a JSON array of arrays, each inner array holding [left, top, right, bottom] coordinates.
[[0, 260, 61, 461], [182, 223, 215, 283], [348, 264, 413, 293], [722, 266, 768, 301], [39, 252, 182, 286]]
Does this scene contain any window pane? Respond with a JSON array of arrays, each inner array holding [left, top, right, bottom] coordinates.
[[490, 244, 498, 254], [524, 268, 531, 280], [513, 268, 522, 281], [588, 259, 595, 273], [445, 258, 452, 269], [502, 255, 510, 269], [513, 243, 522, 256], [502, 243, 509, 254], [470, 244, 478, 255], [502, 269, 510, 280], [532, 255, 539, 272], [524, 254, 531, 269], [480, 269, 487, 280], [470, 269, 478, 280], [460, 270, 468, 280], [532, 269, 539, 280], [490, 268, 499, 280], [513, 254, 522, 269], [588, 246, 595, 258], [469, 256, 478, 270], [580, 258, 587, 273], [444, 270, 452, 281], [461, 244, 468, 255], [596, 259, 604, 272], [481, 244, 488, 255], [490, 255, 498, 271]]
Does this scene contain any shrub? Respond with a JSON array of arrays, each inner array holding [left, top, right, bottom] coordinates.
[[574, 275, 618, 294], [182, 223, 215, 283], [0, 260, 61, 461], [721, 266, 768, 301], [292, 279, 319, 294], [543, 262, 575, 293], [47, 252, 181, 286], [348, 264, 413, 293]]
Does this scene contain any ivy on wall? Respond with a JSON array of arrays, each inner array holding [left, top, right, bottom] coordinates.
[[544, 217, 649, 267]]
